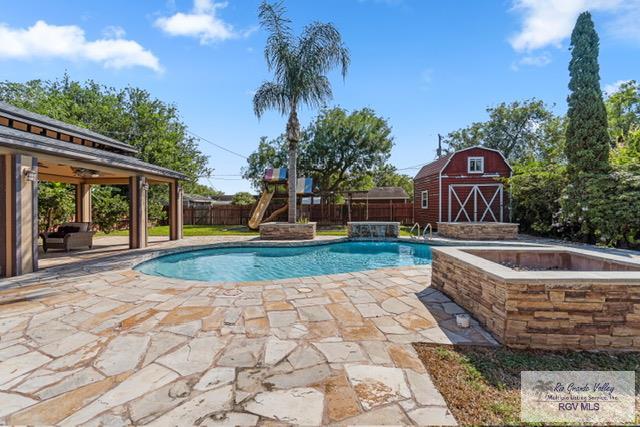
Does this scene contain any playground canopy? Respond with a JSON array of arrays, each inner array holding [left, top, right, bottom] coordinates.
[[263, 168, 314, 195]]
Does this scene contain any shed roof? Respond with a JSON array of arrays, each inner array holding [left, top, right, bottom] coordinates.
[[351, 186, 409, 200], [414, 154, 453, 180], [413, 146, 512, 180], [0, 101, 138, 155], [184, 194, 214, 203]]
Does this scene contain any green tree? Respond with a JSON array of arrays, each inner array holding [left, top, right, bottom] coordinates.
[[370, 164, 413, 197], [445, 99, 564, 163], [232, 192, 256, 206], [38, 182, 75, 232], [558, 168, 640, 247], [91, 186, 129, 234], [188, 182, 224, 198], [243, 136, 289, 191], [299, 108, 392, 192], [565, 11, 610, 174], [243, 108, 394, 194], [0, 75, 214, 224], [253, 1, 349, 223], [507, 162, 567, 235], [606, 80, 640, 167]]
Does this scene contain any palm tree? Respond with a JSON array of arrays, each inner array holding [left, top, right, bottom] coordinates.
[[253, 1, 349, 223]]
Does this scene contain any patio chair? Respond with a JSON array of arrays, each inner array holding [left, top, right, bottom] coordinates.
[[40, 222, 95, 252]]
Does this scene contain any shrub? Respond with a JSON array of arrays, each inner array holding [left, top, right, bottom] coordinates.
[[507, 162, 566, 235], [38, 182, 75, 232], [232, 192, 255, 206], [92, 186, 128, 234], [558, 167, 640, 247]]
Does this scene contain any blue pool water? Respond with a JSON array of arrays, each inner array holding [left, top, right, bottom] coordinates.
[[135, 241, 432, 282]]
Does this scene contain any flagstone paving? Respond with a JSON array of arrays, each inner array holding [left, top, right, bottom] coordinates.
[[0, 237, 497, 426]]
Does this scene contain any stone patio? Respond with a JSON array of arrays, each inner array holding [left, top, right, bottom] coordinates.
[[0, 236, 496, 426]]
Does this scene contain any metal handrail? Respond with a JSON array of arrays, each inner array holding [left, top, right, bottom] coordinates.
[[423, 223, 433, 240], [409, 223, 420, 239]]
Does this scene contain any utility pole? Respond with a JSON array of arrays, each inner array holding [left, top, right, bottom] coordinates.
[[436, 134, 443, 158]]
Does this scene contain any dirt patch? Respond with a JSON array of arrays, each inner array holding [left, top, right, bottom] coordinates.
[[413, 343, 640, 426]]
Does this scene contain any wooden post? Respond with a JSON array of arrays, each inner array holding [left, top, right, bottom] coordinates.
[[75, 183, 92, 223], [366, 197, 369, 221], [169, 180, 183, 240], [1, 154, 38, 277], [129, 176, 148, 249]]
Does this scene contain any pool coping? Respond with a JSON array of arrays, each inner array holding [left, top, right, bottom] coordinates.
[[131, 236, 547, 271], [133, 238, 438, 283], [0, 235, 547, 290]]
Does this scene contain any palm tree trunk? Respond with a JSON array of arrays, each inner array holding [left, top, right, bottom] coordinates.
[[287, 142, 297, 223], [286, 108, 300, 223]]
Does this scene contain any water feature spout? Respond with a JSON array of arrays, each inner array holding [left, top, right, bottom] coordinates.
[[347, 221, 400, 239]]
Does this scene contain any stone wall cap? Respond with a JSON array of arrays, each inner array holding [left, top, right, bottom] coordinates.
[[432, 245, 640, 282], [260, 222, 317, 226], [436, 222, 519, 226], [347, 221, 400, 225]]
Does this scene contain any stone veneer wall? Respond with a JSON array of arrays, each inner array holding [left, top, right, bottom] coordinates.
[[431, 249, 640, 351], [431, 250, 509, 340], [259, 222, 316, 240], [347, 222, 400, 238], [436, 222, 518, 240]]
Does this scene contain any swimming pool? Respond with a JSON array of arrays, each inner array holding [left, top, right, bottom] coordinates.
[[135, 241, 432, 282]]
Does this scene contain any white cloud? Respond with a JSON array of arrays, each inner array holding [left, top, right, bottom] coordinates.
[[155, 0, 252, 44], [511, 51, 552, 70], [509, 0, 623, 52], [603, 79, 631, 95], [605, 1, 640, 42], [102, 25, 126, 39], [0, 20, 161, 72]]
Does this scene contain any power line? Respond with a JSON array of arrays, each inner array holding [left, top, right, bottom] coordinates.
[[187, 130, 248, 159], [396, 162, 430, 171], [82, 128, 250, 161], [208, 177, 245, 180]]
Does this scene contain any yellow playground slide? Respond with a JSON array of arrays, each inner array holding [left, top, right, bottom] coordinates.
[[248, 190, 274, 230]]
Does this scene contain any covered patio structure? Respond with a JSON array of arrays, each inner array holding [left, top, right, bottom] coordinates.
[[0, 101, 186, 278]]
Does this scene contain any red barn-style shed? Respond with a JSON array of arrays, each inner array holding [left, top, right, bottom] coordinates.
[[413, 146, 512, 228]]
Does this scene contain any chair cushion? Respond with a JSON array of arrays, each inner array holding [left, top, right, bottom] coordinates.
[[49, 226, 80, 238], [64, 222, 90, 232], [45, 237, 65, 244]]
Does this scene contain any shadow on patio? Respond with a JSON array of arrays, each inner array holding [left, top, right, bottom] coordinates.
[[38, 235, 170, 270]]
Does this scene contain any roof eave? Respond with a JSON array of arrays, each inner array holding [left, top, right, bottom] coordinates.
[[0, 102, 139, 155], [0, 128, 186, 180]]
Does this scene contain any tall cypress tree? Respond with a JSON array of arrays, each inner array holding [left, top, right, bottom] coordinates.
[[565, 11, 610, 174]]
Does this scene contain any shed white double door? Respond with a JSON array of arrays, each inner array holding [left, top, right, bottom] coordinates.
[[447, 183, 504, 222]]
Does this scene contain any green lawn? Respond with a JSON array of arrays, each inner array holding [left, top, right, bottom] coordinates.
[[96, 224, 413, 237]]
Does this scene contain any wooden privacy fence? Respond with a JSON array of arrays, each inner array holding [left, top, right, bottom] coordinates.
[[183, 202, 414, 226]]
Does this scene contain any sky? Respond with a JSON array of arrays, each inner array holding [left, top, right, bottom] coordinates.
[[0, 0, 638, 194]]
